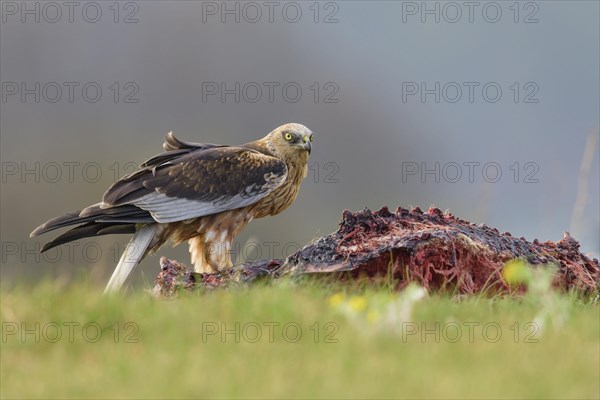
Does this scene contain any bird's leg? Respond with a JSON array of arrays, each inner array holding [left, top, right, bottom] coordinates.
[[206, 232, 233, 272], [194, 254, 218, 274], [189, 237, 217, 274], [189, 234, 233, 274]]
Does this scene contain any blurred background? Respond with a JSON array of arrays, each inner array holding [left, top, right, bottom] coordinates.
[[1, 1, 598, 288]]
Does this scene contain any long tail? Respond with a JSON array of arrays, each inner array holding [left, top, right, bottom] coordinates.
[[104, 223, 158, 293], [31, 204, 158, 292]]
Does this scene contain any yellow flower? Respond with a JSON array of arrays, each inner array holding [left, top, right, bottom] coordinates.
[[328, 293, 345, 307], [348, 296, 367, 312], [502, 259, 533, 285]]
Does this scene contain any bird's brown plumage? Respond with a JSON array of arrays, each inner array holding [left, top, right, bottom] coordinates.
[[31, 123, 314, 276]]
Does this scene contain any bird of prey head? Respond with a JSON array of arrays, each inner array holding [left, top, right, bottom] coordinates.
[[262, 122, 313, 159]]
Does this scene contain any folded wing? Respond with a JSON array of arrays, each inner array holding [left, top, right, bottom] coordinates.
[[99, 144, 288, 223]]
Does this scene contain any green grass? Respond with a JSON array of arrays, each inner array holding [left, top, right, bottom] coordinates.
[[1, 278, 599, 399]]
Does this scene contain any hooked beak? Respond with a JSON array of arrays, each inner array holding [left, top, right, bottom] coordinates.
[[303, 141, 312, 154]]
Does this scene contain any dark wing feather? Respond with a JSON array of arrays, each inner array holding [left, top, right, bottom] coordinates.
[[141, 132, 226, 169], [40, 222, 136, 252], [32, 204, 154, 237], [162, 131, 223, 152], [102, 143, 287, 223]]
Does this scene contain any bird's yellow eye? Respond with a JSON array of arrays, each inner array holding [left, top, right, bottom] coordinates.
[[285, 133, 293, 141], [309, 135, 314, 142]]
